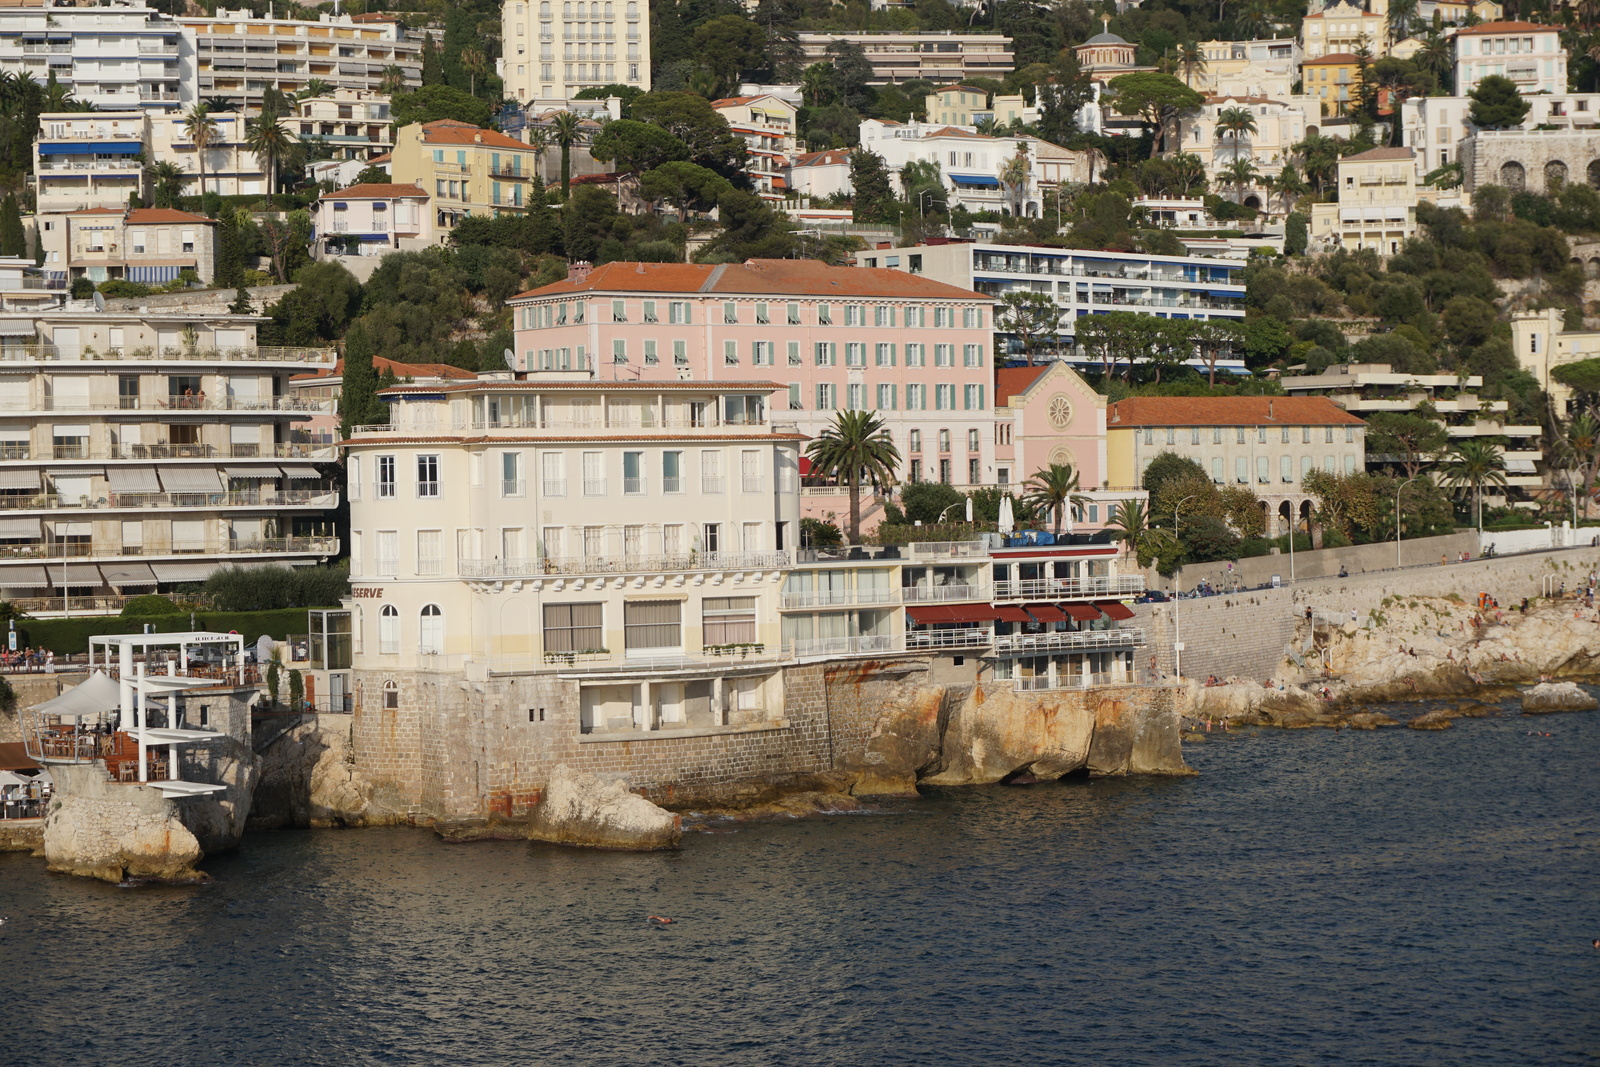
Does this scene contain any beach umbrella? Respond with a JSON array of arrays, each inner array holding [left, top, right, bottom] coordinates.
[[998, 494, 1015, 534], [965, 497, 973, 523]]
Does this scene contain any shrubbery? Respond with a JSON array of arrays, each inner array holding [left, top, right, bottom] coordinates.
[[120, 595, 184, 617], [203, 563, 348, 612]]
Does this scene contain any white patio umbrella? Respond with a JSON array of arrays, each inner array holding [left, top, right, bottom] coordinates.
[[998, 494, 1015, 535], [965, 497, 973, 523]]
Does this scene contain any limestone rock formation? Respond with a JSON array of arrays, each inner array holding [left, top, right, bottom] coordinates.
[[252, 714, 378, 829], [178, 738, 258, 853], [42, 765, 205, 883], [1407, 709, 1455, 730], [1520, 681, 1599, 714], [526, 765, 682, 850]]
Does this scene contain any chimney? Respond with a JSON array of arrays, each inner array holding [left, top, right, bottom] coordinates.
[[567, 260, 592, 283], [474, 132, 483, 143], [1268, 398, 1275, 420]]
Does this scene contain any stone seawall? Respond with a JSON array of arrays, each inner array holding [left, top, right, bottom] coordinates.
[[1140, 545, 1600, 682]]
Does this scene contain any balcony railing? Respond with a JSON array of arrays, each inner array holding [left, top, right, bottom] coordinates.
[[458, 550, 792, 578], [0, 490, 334, 511], [23, 396, 332, 413], [906, 539, 989, 559], [788, 634, 897, 659], [993, 575, 1145, 600], [780, 587, 898, 609], [993, 627, 1144, 655], [1015, 670, 1137, 692], [902, 582, 991, 602], [0, 345, 334, 365], [906, 627, 993, 648], [0, 536, 337, 561]]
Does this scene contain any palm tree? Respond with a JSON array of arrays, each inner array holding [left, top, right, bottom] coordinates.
[[146, 160, 186, 208], [379, 65, 407, 95], [461, 48, 489, 97], [1557, 412, 1600, 520], [804, 410, 901, 545], [1106, 499, 1178, 568], [1222, 157, 1259, 202], [1215, 105, 1257, 163], [246, 112, 292, 201], [1268, 163, 1308, 213], [1387, 0, 1418, 42], [1441, 439, 1508, 533], [525, 123, 552, 181], [43, 73, 74, 111], [297, 79, 333, 100], [997, 143, 1030, 218], [1170, 152, 1207, 196], [1293, 131, 1343, 193], [551, 110, 583, 201], [1234, 0, 1273, 38], [183, 104, 219, 198], [1022, 463, 1088, 536], [1177, 42, 1207, 88], [973, 116, 999, 136], [800, 63, 833, 107], [1414, 32, 1452, 89]]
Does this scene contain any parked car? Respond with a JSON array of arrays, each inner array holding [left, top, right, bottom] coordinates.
[[1136, 590, 1171, 603]]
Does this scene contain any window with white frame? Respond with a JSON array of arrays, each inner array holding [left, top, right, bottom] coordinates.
[[611, 299, 627, 322], [816, 383, 837, 410], [724, 340, 738, 366], [845, 343, 866, 367], [701, 449, 724, 493], [755, 302, 769, 324], [347, 456, 362, 500], [963, 344, 983, 367], [846, 383, 866, 410], [418, 604, 444, 654], [379, 605, 399, 654], [376, 455, 395, 498], [814, 342, 836, 366], [642, 300, 658, 323], [416, 455, 440, 498], [722, 301, 737, 324], [964, 384, 985, 409], [934, 344, 954, 367], [377, 530, 398, 574], [623, 450, 646, 494], [905, 343, 925, 367], [906, 384, 926, 410], [624, 600, 681, 652], [787, 341, 801, 365], [935, 384, 955, 410], [741, 449, 762, 492], [612, 339, 627, 364], [543, 602, 602, 653], [702, 596, 756, 645], [752, 341, 773, 365], [967, 428, 980, 451], [788, 383, 802, 409], [416, 530, 442, 575], [582, 451, 605, 495], [662, 451, 683, 492], [877, 383, 897, 409], [875, 343, 895, 366], [668, 301, 691, 324], [817, 303, 832, 325], [501, 452, 522, 496]]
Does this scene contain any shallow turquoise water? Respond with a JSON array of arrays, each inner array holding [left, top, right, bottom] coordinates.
[[2, 700, 1597, 1066]]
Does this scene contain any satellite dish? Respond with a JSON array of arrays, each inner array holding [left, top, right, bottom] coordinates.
[[92, 291, 105, 312], [503, 347, 516, 370]]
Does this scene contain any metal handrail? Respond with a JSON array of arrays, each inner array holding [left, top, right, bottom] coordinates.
[[993, 627, 1144, 655]]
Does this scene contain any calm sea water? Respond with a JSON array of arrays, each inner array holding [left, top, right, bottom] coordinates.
[[2, 701, 1597, 1067]]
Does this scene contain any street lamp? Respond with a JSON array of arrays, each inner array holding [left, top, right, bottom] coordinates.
[[917, 189, 936, 218], [1395, 474, 1419, 569], [1172, 493, 1195, 680], [1281, 507, 1298, 582]]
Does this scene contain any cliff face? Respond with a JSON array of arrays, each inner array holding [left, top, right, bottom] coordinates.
[[252, 713, 380, 829], [42, 764, 206, 884]]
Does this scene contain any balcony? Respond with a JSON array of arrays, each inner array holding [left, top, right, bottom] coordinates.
[[905, 627, 993, 649], [0, 345, 334, 365], [993, 575, 1145, 600], [993, 627, 1144, 655], [0, 536, 337, 561], [780, 587, 898, 609], [457, 550, 791, 579], [27, 396, 332, 414], [0, 490, 335, 512], [902, 582, 990, 603], [905, 539, 988, 559], [788, 634, 897, 659]]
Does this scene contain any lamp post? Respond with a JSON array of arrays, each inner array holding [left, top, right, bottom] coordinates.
[[917, 189, 936, 218], [1172, 494, 1195, 680], [1395, 475, 1419, 569], [1281, 508, 1297, 583]]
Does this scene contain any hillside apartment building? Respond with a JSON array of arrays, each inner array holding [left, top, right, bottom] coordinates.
[[499, 0, 651, 105], [391, 121, 542, 234]]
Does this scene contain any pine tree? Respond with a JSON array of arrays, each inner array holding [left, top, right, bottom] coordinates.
[[420, 38, 445, 87], [340, 322, 389, 436], [229, 285, 253, 315], [0, 194, 26, 258]]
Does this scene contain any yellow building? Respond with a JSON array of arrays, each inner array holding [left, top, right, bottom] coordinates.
[[1310, 146, 1425, 256], [1300, 1, 1387, 59], [391, 121, 541, 234], [1302, 52, 1362, 116], [930, 85, 989, 126]]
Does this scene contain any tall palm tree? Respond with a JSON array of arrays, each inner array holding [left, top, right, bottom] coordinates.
[[183, 104, 219, 198], [1387, 0, 1418, 42], [997, 143, 1030, 218], [1106, 498, 1178, 568], [1293, 131, 1343, 193], [1222, 157, 1259, 202], [1234, 0, 1273, 38], [1177, 42, 1207, 88], [297, 78, 333, 100], [461, 48, 489, 96], [1441, 439, 1508, 533], [1557, 411, 1600, 520], [1214, 105, 1257, 163], [146, 160, 186, 208], [805, 410, 901, 545], [246, 112, 292, 201], [1268, 163, 1308, 213], [1414, 32, 1452, 89], [551, 110, 583, 200], [800, 63, 833, 107], [379, 65, 407, 94], [1022, 463, 1088, 536], [525, 123, 552, 181], [43, 73, 74, 111]]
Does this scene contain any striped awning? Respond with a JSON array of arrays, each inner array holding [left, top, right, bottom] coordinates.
[[102, 562, 157, 586], [47, 563, 102, 585], [0, 468, 40, 490], [0, 516, 41, 538], [127, 266, 182, 284], [0, 565, 47, 586], [279, 465, 321, 479], [152, 562, 216, 583], [107, 466, 161, 492], [226, 466, 282, 479], [158, 467, 224, 492]]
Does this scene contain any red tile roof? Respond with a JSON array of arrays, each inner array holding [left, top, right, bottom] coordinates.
[[1342, 147, 1413, 162], [368, 151, 393, 163], [65, 208, 124, 216], [1455, 19, 1560, 33], [321, 183, 428, 199], [417, 120, 530, 151], [792, 148, 850, 168], [511, 259, 987, 301], [125, 208, 214, 225], [1302, 52, 1362, 63], [1108, 396, 1365, 427], [292, 357, 479, 382], [995, 366, 1050, 405]]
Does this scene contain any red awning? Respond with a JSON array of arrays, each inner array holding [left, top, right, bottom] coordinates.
[[906, 605, 955, 625], [1095, 600, 1136, 621], [1063, 604, 1104, 622], [944, 604, 999, 624], [993, 606, 1033, 623], [1025, 604, 1069, 622]]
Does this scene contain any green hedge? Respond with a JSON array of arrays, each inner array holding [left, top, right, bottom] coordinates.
[[15, 608, 315, 656]]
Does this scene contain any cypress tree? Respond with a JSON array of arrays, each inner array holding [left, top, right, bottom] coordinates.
[[229, 285, 253, 314], [30, 220, 43, 266], [420, 38, 444, 87], [526, 177, 562, 255], [0, 194, 26, 258], [215, 211, 243, 289], [339, 322, 388, 436]]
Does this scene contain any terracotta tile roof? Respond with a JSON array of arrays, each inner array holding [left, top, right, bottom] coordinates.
[[1455, 19, 1560, 33], [512, 260, 987, 301], [417, 120, 530, 151], [292, 357, 479, 382], [381, 379, 786, 394], [936, 84, 989, 95], [710, 95, 765, 106], [1108, 396, 1365, 427], [995, 366, 1050, 405], [321, 183, 427, 199], [1341, 147, 1414, 162], [346, 432, 808, 445], [368, 151, 393, 164], [65, 208, 124, 216], [1303, 52, 1362, 63], [792, 148, 850, 167]]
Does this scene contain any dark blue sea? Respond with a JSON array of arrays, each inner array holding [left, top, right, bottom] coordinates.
[[2, 700, 1597, 1066]]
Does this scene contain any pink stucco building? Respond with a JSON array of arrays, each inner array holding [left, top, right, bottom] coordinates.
[[507, 260, 998, 495]]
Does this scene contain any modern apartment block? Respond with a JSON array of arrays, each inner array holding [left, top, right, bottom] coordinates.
[[499, 0, 650, 104], [391, 121, 540, 233], [858, 239, 1247, 363], [146, 108, 268, 197], [37, 208, 216, 288], [1104, 395, 1367, 531], [179, 9, 421, 109], [0, 258, 338, 614], [1279, 362, 1542, 489], [506, 260, 997, 490], [0, 0, 186, 111], [33, 112, 150, 213], [291, 88, 394, 162], [1450, 20, 1566, 97], [795, 31, 1014, 84]]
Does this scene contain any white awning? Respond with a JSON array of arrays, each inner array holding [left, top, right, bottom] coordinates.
[[0, 564, 47, 586], [102, 562, 157, 586], [158, 467, 224, 493], [47, 563, 102, 585], [225, 466, 282, 479], [152, 562, 217, 582], [33, 671, 121, 720], [279, 465, 322, 479], [0, 516, 41, 538], [0, 468, 39, 490], [1506, 458, 1537, 473], [107, 466, 162, 492]]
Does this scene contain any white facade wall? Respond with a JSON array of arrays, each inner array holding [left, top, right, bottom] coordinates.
[[500, 0, 650, 104]]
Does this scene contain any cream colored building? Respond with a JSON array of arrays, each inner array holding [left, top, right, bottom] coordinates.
[[38, 208, 217, 288], [795, 32, 1014, 84], [710, 95, 797, 202], [292, 88, 394, 162], [1192, 38, 1301, 99], [179, 9, 421, 109], [1310, 146, 1423, 256], [1511, 309, 1600, 420], [499, 0, 650, 104], [33, 112, 150, 213], [1173, 94, 1312, 194], [391, 121, 541, 234], [147, 109, 267, 197], [1301, 2, 1387, 60]]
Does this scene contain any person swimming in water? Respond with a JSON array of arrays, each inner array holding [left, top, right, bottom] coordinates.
[[647, 915, 674, 925]]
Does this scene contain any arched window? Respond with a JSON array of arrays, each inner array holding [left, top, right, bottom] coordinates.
[[351, 603, 364, 656], [540, 1, 551, 14], [382, 679, 399, 710], [419, 604, 444, 655], [379, 605, 399, 655]]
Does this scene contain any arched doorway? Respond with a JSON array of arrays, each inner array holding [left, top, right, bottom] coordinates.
[[1588, 159, 1600, 188], [1545, 160, 1568, 190], [1590, 256, 1600, 278], [1500, 161, 1526, 192], [1243, 194, 1262, 209]]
